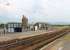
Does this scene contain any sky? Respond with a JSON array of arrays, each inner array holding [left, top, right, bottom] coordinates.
[[0, 0, 70, 24]]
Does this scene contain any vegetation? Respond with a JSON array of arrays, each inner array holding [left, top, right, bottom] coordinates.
[[51, 24, 70, 27], [0, 24, 4, 28]]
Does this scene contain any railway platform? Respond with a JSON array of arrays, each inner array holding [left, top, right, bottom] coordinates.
[[40, 33, 70, 50]]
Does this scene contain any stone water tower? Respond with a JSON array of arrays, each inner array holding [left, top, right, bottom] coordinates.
[[22, 15, 28, 29]]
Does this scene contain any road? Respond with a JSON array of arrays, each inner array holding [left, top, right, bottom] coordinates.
[[40, 32, 70, 50]]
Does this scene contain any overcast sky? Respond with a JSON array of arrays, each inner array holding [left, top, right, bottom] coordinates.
[[0, 0, 70, 24]]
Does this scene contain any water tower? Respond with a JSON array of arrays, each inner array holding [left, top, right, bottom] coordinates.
[[22, 15, 28, 29]]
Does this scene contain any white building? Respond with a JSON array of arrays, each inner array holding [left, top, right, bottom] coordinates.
[[6, 22, 22, 32], [34, 22, 48, 30]]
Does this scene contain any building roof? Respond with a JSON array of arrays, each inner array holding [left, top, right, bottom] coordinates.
[[7, 22, 22, 24], [33, 22, 49, 26], [34, 22, 48, 24]]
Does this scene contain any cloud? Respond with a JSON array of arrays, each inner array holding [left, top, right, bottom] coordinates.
[[0, 0, 16, 23], [15, 0, 68, 24], [1, 0, 70, 24]]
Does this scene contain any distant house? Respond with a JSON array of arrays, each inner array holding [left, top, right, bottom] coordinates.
[[34, 22, 48, 30], [6, 22, 22, 32]]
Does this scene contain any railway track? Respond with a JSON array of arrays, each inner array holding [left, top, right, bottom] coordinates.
[[0, 28, 70, 50]]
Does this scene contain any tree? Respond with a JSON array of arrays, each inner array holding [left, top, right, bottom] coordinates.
[[0, 24, 4, 28]]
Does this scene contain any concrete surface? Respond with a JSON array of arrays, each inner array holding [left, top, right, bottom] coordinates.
[[40, 33, 70, 50]]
